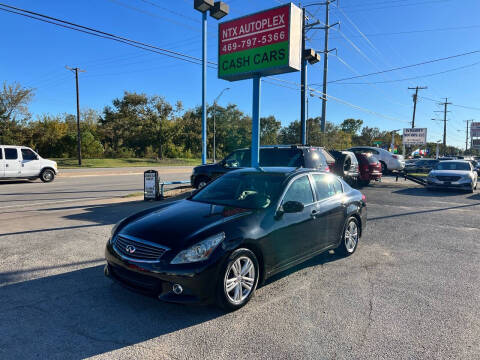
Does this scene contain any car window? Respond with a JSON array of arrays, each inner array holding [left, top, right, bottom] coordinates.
[[21, 148, 37, 161], [224, 150, 250, 167], [0, 148, 3, 160], [4, 148, 18, 160], [282, 175, 314, 205], [259, 148, 303, 167], [312, 174, 343, 201], [435, 162, 471, 171]]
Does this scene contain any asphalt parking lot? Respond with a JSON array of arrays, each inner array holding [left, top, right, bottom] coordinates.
[[1, 174, 479, 359]]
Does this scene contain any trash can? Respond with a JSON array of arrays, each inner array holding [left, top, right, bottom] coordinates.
[[144, 170, 159, 200]]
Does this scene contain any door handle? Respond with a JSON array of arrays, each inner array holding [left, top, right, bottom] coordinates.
[[5, 164, 8, 167], [310, 210, 319, 219]]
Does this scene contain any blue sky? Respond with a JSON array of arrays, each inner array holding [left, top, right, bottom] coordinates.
[[1, 0, 479, 148]]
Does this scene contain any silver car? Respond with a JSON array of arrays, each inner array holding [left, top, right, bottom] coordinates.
[[426, 160, 478, 193]]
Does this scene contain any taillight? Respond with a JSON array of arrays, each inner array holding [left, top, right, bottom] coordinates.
[[325, 166, 330, 172], [361, 194, 366, 202]]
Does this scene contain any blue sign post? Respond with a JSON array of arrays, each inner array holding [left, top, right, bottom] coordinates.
[[251, 75, 261, 168]]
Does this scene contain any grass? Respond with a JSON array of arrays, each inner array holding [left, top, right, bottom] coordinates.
[[407, 172, 428, 178], [122, 192, 144, 198], [54, 158, 201, 169]]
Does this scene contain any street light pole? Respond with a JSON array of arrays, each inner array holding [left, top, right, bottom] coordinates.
[[194, 1, 229, 164], [212, 87, 230, 163]]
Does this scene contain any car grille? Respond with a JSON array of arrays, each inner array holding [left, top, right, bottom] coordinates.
[[436, 176, 461, 182], [114, 234, 168, 261]]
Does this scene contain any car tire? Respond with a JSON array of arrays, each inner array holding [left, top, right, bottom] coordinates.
[[336, 217, 360, 257], [358, 179, 370, 187], [216, 248, 259, 311], [380, 161, 388, 175], [194, 176, 210, 189], [40, 169, 55, 183]]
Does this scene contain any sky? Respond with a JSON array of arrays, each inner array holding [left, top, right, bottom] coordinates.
[[1, 0, 479, 149]]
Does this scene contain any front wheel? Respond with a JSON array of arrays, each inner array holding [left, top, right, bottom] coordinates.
[[336, 217, 360, 256], [216, 248, 259, 311], [40, 169, 55, 183], [380, 161, 387, 174]]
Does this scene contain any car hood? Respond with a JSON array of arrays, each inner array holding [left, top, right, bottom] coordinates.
[[118, 199, 252, 250], [193, 163, 221, 173], [429, 170, 471, 176]]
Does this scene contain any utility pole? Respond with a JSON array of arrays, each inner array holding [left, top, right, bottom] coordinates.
[[320, 0, 336, 133], [300, 7, 307, 145], [408, 86, 427, 128], [66, 66, 85, 166], [464, 119, 474, 151], [441, 98, 451, 148]]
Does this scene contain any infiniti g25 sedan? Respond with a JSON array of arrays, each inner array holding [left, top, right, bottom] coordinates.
[[105, 167, 367, 310]]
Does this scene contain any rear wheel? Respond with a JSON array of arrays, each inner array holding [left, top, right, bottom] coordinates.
[[380, 161, 387, 174], [336, 217, 360, 256], [216, 248, 259, 311], [194, 176, 210, 189], [40, 169, 55, 183]]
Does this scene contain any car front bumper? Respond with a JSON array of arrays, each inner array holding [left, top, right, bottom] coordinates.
[[426, 179, 473, 190], [105, 241, 226, 304]]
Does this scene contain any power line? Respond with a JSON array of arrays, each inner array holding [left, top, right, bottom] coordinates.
[[0, 3, 216, 67], [331, 60, 480, 84], [421, 96, 480, 111], [328, 49, 480, 83], [338, 0, 453, 13]]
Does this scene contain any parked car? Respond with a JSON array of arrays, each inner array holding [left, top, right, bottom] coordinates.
[[0, 145, 58, 182], [404, 158, 439, 173], [105, 167, 367, 310], [190, 145, 335, 189], [347, 146, 405, 173], [473, 161, 480, 176], [329, 150, 359, 185], [426, 160, 478, 192], [355, 153, 382, 186]]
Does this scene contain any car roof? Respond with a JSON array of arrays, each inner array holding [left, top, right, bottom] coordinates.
[[438, 160, 470, 163]]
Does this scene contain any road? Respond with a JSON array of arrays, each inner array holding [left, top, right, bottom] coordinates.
[[0, 175, 479, 359], [0, 166, 193, 211]]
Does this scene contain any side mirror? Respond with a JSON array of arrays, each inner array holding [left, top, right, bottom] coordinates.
[[282, 201, 304, 213]]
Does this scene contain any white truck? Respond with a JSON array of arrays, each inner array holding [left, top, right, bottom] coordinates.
[[0, 145, 58, 182]]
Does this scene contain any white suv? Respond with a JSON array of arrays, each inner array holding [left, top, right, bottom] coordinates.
[[0, 145, 58, 182], [348, 146, 405, 173]]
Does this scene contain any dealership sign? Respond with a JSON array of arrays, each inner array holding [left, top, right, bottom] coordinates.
[[470, 122, 480, 138], [218, 3, 302, 81], [403, 128, 427, 145]]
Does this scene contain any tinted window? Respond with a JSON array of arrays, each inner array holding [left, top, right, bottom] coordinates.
[[0, 149, 2, 159], [191, 172, 284, 209], [224, 150, 250, 167], [260, 148, 302, 167], [312, 174, 343, 201], [282, 175, 314, 205], [5, 148, 18, 160], [21, 148, 37, 161], [435, 162, 471, 171]]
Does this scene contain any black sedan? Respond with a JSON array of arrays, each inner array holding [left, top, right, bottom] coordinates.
[[105, 167, 367, 310]]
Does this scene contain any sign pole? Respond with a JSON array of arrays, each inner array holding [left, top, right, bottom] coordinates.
[[201, 11, 207, 165], [251, 75, 261, 168]]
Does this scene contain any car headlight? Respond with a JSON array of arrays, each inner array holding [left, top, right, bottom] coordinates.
[[170, 232, 225, 264]]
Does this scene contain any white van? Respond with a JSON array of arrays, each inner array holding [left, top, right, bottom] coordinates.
[[0, 145, 58, 182]]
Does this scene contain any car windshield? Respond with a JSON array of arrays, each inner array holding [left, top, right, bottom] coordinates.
[[435, 162, 471, 171], [190, 172, 285, 209]]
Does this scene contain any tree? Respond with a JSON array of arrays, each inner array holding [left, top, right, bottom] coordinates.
[[0, 81, 34, 144], [260, 115, 281, 145], [340, 118, 363, 134]]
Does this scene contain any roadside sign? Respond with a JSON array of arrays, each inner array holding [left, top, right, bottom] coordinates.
[[472, 139, 480, 149], [373, 140, 382, 145], [403, 128, 427, 145], [470, 122, 480, 138], [218, 3, 302, 81], [144, 170, 159, 200]]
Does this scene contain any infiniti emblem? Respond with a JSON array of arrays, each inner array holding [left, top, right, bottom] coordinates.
[[125, 244, 136, 254]]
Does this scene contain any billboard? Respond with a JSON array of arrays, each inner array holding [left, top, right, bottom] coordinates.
[[470, 122, 480, 138], [218, 3, 302, 81], [403, 128, 427, 145], [472, 139, 480, 150]]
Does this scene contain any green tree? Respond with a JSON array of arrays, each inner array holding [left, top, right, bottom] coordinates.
[[0, 81, 34, 144], [340, 118, 363, 134]]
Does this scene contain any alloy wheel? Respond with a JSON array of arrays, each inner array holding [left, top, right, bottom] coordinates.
[[224, 256, 255, 305], [344, 221, 359, 253]]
